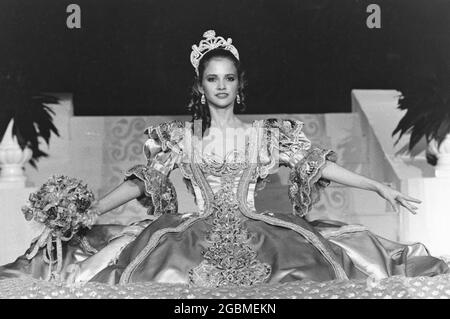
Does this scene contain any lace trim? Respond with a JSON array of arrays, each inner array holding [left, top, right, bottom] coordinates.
[[195, 126, 252, 177], [179, 162, 194, 180], [288, 148, 337, 217], [71, 236, 99, 255], [107, 225, 147, 244], [125, 165, 178, 216], [145, 120, 185, 154], [188, 175, 271, 287], [119, 216, 203, 284], [199, 159, 248, 177], [263, 119, 311, 156], [108, 236, 138, 267], [319, 225, 368, 239]]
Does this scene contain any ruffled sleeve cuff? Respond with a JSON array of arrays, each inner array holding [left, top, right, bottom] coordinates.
[[125, 164, 178, 216], [142, 121, 185, 176], [122, 120, 185, 216], [288, 147, 337, 217]]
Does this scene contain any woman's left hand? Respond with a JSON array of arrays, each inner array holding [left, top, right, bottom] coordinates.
[[375, 183, 421, 215]]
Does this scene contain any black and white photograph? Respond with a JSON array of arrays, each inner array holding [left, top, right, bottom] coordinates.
[[0, 0, 449, 304]]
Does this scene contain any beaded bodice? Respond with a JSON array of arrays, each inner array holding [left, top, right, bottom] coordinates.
[[186, 120, 265, 217], [186, 122, 273, 286], [199, 152, 253, 213]]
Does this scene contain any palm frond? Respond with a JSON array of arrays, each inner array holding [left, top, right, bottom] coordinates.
[[393, 59, 450, 164], [0, 70, 59, 167]]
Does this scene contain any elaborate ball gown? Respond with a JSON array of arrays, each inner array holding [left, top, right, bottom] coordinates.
[[0, 119, 448, 286]]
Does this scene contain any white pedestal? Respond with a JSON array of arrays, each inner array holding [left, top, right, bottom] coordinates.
[[400, 177, 450, 257], [0, 187, 44, 265]]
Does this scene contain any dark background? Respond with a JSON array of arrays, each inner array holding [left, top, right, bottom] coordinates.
[[0, 0, 448, 115]]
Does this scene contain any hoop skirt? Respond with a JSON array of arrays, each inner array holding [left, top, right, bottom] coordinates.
[[0, 119, 447, 286]]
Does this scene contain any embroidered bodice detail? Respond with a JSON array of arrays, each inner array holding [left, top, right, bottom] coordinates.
[[187, 122, 271, 287], [188, 172, 271, 287], [199, 150, 249, 177]]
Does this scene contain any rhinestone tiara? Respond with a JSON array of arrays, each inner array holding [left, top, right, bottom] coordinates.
[[190, 30, 240, 75]]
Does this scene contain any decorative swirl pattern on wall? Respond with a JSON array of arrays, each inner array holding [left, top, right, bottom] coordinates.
[[308, 187, 350, 221], [327, 188, 348, 210], [298, 115, 323, 139], [110, 140, 144, 162], [109, 118, 147, 162], [111, 118, 147, 140], [99, 117, 152, 225]]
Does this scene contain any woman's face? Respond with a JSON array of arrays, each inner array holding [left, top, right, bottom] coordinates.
[[199, 57, 239, 109]]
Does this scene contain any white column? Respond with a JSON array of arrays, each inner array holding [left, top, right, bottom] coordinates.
[[400, 177, 450, 257], [0, 119, 32, 188], [0, 187, 44, 265], [0, 119, 42, 264]]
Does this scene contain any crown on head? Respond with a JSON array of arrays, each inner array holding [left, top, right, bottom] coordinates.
[[190, 30, 240, 76]]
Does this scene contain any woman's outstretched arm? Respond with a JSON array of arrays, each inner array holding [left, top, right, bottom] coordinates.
[[321, 160, 421, 214], [91, 178, 145, 216]]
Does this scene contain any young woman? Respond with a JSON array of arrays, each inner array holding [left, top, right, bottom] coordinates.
[[1, 30, 448, 286]]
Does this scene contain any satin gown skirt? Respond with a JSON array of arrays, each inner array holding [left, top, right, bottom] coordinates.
[[0, 224, 127, 281], [0, 213, 448, 284]]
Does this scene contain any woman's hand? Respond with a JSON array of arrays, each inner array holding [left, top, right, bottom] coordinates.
[[375, 183, 421, 215]]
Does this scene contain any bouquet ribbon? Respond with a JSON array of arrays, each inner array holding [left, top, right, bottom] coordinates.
[[26, 227, 79, 281]]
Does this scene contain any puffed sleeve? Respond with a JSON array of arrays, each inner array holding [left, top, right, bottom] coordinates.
[[124, 120, 185, 216], [264, 118, 337, 217]]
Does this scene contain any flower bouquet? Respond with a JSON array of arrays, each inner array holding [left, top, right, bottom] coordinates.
[[22, 175, 98, 280]]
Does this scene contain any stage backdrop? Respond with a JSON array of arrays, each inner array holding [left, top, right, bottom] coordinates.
[[0, 0, 448, 115]]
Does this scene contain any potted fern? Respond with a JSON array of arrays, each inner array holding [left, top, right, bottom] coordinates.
[[392, 61, 450, 177], [0, 70, 59, 185]]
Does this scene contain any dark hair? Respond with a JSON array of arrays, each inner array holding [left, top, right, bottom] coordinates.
[[187, 48, 247, 135]]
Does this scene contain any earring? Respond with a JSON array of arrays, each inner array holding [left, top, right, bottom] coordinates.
[[201, 94, 206, 104], [236, 94, 241, 104]]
